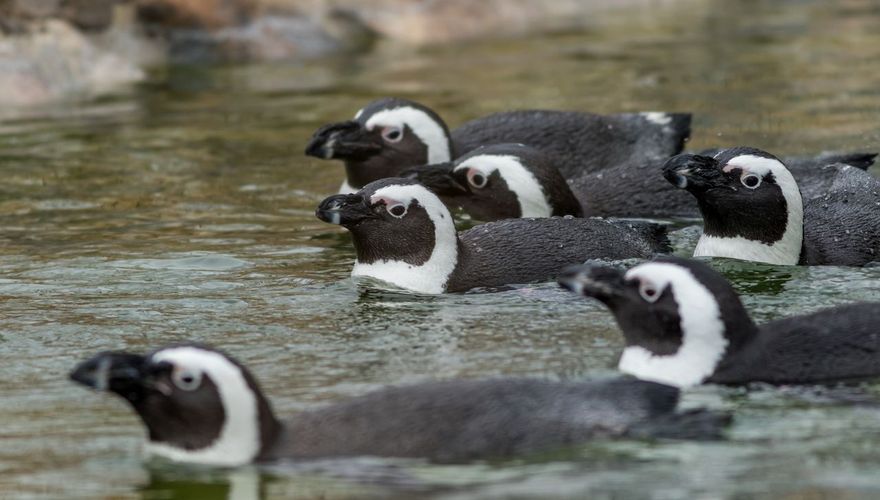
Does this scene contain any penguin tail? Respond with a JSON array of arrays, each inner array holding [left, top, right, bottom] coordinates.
[[629, 408, 732, 441], [664, 113, 693, 154], [819, 152, 877, 171]]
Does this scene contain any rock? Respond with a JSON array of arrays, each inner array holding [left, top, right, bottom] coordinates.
[[62, 0, 118, 31], [135, 0, 258, 29], [0, 19, 144, 109], [163, 9, 375, 63]]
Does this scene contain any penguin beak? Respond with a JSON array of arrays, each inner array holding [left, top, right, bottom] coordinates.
[[70, 352, 149, 396], [558, 264, 626, 302], [316, 193, 377, 227], [400, 163, 468, 195], [305, 121, 382, 161], [662, 154, 727, 192]]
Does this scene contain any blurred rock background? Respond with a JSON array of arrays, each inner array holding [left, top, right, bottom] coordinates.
[[0, 0, 671, 107]]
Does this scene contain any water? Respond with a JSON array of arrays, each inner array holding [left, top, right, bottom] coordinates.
[[2, 0, 880, 497]]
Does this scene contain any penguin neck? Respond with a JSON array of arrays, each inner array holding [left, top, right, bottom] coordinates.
[[351, 217, 460, 294], [141, 361, 283, 466], [618, 265, 760, 388], [695, 191, 804, 265]]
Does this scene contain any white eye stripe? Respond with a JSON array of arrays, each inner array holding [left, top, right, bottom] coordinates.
[[453, 154, 551, 218], [364, 107, 451, 163]]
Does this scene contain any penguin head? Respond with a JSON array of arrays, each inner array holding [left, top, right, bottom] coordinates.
[[70, 345, 279, 466], [402, 144, 583, 221], [559, 256, 757, 388], [305, 98, 453, 190], [316, 178, 458, 293], [662, 147, 804, 265]]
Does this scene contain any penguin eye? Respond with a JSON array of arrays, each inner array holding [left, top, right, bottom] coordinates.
[[386, 203, 408, 218], [381, 126, 403, 143], [171, 367, 203, 391], [639, 281, 661, 303], [467, 169, 488, 189], [741, 174, 761, 189]]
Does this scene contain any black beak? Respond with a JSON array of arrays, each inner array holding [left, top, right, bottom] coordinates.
[[399, 163, 468, 195], [70, 352, 148, 398], [558, 263, 626, 302], [662, 154, 727, 192], [316, 192, 376, 226], [305, 120, 382, 161]]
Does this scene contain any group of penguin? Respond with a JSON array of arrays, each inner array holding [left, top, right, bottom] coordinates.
[[69, 98, 880, 468]]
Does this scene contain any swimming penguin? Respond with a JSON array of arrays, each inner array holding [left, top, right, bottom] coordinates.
[[558, 256, 880, 388], [315, 178, 671, 293], [304, 97, 692, 193], [405, 144, 877, 221], [70, 344, 730, 466], [662, 147, 880, 266]]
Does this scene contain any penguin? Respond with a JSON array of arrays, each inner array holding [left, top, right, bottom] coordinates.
[[558, 255, 880, 388], [70, 344, 730, 466], [404, 144, 877, 221], [662, 147, 880, 266], [304, 97, 692, 193], [315, 178, 671, 293]]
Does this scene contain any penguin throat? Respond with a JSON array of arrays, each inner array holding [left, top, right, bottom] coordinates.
[[351, 215, 459, 294], [693, 231, 803, 265], [618, 268, 729, 388], [695, 159, 805, 265]]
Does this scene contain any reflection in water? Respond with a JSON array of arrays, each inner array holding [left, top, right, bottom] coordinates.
[[142, 466, 264, 500]]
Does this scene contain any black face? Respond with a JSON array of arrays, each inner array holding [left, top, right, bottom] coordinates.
[[403, 162, 521, 221], [305, 98, 450, 189], [662, 148, 790, 244], [402, 144, 583, 221], [70, 349, 225, 450], [558, 264, 683, 355], [69, 345, 280, 453], [316, 178, 441, 266]]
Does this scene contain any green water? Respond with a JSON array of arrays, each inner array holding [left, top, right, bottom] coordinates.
[[2, 0, 880, 498]]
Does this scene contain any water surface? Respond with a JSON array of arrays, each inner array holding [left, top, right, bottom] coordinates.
[[2, 0, 880, 498]]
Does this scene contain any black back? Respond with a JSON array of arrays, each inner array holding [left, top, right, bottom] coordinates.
[[570, 158, 697, 218], [266, 378, 685, 463], [801, 165, 880, 266], [712, 303, 880, 385], [452, 111, 691, 179], [447, 218, 668, 292]]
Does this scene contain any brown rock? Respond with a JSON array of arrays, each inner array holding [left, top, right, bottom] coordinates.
[[135, 0, 258, 29], [62, 0, 118, 31]]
